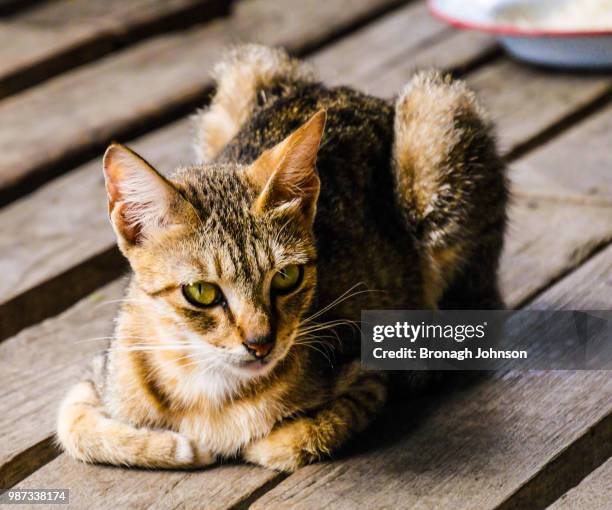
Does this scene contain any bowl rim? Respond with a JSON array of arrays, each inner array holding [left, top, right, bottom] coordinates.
[[427, 0, 612, 37]]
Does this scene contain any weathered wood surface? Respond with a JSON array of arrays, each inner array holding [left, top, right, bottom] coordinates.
[[547, 457, 612, 510], [500, 197, 612, 307], [499, 102, 612, 306], [13, 457, 282, 510], [363, 52, 612, 158], [511, 102, 612, 204], [252, 244, 612, 510], [0, 120, 191, 340], [0, 0, 406, 203], [0, 0, 231, 99], [0, 281, 125, 489], [467, 61, 612, 157], [310, 2, 450, 90]]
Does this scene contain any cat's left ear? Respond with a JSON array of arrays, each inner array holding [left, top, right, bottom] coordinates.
[[248, 110, 326, 224], [103, 143, 192, 249]]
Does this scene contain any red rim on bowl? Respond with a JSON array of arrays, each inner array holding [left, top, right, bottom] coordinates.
[[427, 0, 612, 37]]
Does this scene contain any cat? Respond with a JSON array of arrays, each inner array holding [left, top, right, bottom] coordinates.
[[57, 44, 507, 472]]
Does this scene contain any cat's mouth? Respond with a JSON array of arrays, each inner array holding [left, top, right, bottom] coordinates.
[[233, 357, 274, 375]]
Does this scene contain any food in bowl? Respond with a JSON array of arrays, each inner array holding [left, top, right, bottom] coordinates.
[[494, 0, 612, 32]]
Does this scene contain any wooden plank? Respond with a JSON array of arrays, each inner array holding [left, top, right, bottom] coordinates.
[[0, 280, 125, 489], [316, 24, 610, 159], [309, 2, 451, 90], [0, 0, 406, 204], [511, 102, 612, 205], [501, 197, 612, 308], [364, 53, 611, 158], [0, 119, 191, 340], [498, 102, 612, 307], [12, 457, 282, 510], [0, 0, 231, 99], [251, 244, 612, 510], [548, 457, 612, 510], [466, 60, 612, 158], [351, 29, 500, 96]]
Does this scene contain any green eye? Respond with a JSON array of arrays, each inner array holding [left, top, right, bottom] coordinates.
[[271, 264, 303, 294], [182, 282, 222, 307]]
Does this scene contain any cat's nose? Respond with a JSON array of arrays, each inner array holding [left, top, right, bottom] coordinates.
[[243, 336, 274, 359]]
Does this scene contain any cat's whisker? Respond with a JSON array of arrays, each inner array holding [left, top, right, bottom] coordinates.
[[301, 283, 385, 325], [74, 334, 168, 344], [74, 336, 117, 344], [298, 339, 339, 352], [113, 346, 192, 352], [301, 282, 365, 324], [298, 319, 361, 337], [92, 298, 152, 309], [297, 341, 334, 367]]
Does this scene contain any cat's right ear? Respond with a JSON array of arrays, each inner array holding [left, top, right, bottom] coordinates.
[[103, 143, 188, 247], [248, 110, 326, 225]]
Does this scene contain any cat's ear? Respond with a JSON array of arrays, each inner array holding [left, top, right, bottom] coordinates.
[[103, 143, 189, 247], [248, 110, 326, 224]]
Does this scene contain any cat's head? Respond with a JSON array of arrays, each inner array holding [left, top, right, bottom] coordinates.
[[103, 111, 326, 380]]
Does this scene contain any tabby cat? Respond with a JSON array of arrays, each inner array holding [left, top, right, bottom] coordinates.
[[57, 45, 507, 471]]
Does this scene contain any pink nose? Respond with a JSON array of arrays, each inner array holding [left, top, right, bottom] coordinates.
[[243, 336, 274, 359]]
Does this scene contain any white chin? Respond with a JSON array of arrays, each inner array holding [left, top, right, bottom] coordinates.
[[231, 358, 276, 378]]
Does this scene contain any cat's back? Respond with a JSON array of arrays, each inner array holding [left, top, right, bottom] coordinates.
[[217, 81, 403, 242]]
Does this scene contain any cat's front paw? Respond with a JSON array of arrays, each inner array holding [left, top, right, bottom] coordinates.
[[243, 422, 314, 472], [174, 434, 216, 468]]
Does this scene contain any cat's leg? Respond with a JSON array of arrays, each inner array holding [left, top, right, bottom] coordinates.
[[57, 379, 214, 468], [243, 363, 388, 472], [392, 71, 508, 309], [192, 44, 314, 162]]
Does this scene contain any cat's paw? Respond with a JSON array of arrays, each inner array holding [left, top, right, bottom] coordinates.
[[173, 433, 216, 468], [243, 422, 313, 472]]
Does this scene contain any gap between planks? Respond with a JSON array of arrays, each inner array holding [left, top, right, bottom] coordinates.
[[0, 0, 233, 100], [0, 0, 49, 17], [0, 0, 412, 207]]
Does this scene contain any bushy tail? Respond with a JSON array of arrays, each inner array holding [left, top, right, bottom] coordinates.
[[393, 70, 508, 309], [192, 44, 314, 162], [56, 380, 213, 468]]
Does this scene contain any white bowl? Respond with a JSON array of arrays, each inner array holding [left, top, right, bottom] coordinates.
[[428, 0, 612, 69]]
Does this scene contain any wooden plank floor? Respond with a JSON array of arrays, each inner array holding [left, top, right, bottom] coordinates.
[[1, 0, 611, 508]]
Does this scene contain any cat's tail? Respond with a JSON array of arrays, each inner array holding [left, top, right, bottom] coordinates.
[[56, 380, 214, 468], [392, 70, 508, 309], [192, 44, 315, 162]]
